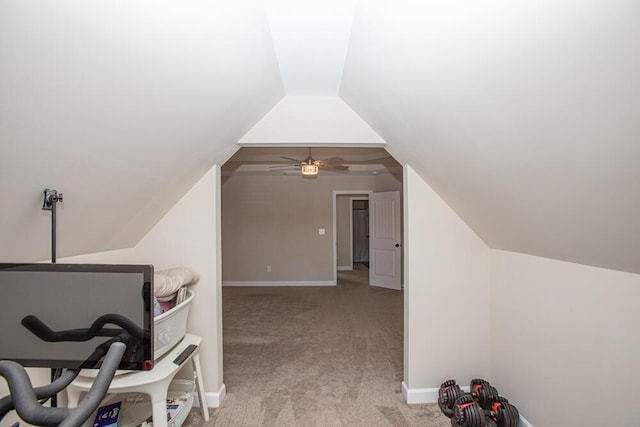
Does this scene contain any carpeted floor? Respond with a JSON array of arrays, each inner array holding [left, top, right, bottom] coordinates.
[[184, 269, 449, 426]]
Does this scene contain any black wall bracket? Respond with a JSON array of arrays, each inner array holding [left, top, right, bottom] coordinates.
[[41, 188, 65, 406], [42, 189, 63, 211]]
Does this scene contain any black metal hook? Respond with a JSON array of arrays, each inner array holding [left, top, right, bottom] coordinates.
[[41, 189, 63, 211]]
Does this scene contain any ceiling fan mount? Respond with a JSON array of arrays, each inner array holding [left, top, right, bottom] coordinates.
[[270, 148, 349, 176]]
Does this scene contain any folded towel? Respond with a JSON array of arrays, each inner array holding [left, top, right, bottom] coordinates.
[[154, 266, 199, 301], [153, 296, 162, 317]]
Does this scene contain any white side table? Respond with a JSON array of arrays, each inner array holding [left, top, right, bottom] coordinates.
[[67, 333, 210, 427]]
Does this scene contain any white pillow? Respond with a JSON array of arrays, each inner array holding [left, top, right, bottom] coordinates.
[[154, 267, 199, 300]]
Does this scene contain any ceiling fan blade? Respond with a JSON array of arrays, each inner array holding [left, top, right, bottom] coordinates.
[[269, 166, 299, 170], [339, 156, 392, 164], [322, 165, 349, 171], [280, 156, 302, 162], [320, 157, 345, 165]]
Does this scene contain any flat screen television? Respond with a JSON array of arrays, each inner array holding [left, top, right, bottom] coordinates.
[[0, 263, 154, 371]]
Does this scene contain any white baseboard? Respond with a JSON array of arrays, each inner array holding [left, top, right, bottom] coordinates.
[[193, 384, 226, 408], [402, 381, 435, 403], [518, 414, 534, 427], [223, 280, 336, 287], [337, 266, 352, 271], [401, 381, 471, 404], [401, 382, 534, 426]]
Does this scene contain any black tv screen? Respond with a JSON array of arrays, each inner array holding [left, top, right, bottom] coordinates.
[[0, 263, 153, 371]]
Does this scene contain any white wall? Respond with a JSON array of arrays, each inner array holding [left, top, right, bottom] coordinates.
[[491, 250, 640, 426], [238, 96, 384, 145], [55, 248, 136, 264], [403, 166, 491, 400], [133, 166, 222, 400]]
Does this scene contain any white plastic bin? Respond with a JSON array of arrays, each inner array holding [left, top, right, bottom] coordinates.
[[154, 290, 194, 360]]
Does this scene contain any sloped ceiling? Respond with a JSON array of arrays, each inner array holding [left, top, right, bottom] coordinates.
[[0, 1, 283, 261], [341, 0, 640, 273], [264, 0, 357, 94], [2, 0, 638, 274]]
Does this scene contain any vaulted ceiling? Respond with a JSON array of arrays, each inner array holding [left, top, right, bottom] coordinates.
[[0, 1, 283, 261], [1, 1, 638, 273], [340, 0, 640, 273]]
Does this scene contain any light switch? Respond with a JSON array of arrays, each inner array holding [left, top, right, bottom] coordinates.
[[319, 228, 325, 235]]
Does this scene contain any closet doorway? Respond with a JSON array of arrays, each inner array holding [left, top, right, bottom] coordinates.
[[333, 192, 371, 277], [351, 198, 369, 268]]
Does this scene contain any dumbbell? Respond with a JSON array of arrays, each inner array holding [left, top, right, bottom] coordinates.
[[469, 380, 519, 427], [450, 395, 497, 427], [470, 379, 499, 409], [438, 379, 465, 418], [483, 396, 520, 427], [440, 379, 519, 427], [439, 378, 496, 418]]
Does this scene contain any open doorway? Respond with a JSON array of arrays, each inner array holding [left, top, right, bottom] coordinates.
[[334, 192, 371, 274], [351, 198, 369, 268], [333, 190, 403, 290], [219, 146, 405, 422]]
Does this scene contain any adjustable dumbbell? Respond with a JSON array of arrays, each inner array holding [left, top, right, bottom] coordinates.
[[438, 379, 465, 418], [439, 378, 496, 418], [450, 395, 497, 427], [440, 379, 519, 427], [470, 379, 499, 409], [483, 396, 520, 427]]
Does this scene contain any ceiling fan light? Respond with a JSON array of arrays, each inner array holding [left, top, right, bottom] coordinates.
[[301, 164, 319, 176]]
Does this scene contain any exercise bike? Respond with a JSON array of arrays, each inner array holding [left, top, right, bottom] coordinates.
[[0, 314, 144, 427]]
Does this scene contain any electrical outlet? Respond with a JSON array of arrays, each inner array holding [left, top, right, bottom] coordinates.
[[267, 265, 272, 273]]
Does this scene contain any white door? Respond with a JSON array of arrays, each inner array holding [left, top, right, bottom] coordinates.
[[369, 191, 402, 290]]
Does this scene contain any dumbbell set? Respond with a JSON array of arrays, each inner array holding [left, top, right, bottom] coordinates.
[[438, 379, 520, 427]]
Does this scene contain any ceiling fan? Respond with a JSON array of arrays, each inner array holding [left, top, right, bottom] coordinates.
[[270, 148, 349, 177]]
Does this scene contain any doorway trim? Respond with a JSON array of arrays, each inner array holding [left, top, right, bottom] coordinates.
[[332, 190, 373, 284], [220, 144, 409, 405]]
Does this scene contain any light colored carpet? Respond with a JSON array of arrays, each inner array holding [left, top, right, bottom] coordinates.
[[184, 269, 449, 426]]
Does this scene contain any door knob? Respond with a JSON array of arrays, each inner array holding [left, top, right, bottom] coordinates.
[[395, 243, 400, 247]]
